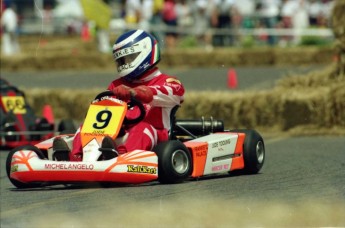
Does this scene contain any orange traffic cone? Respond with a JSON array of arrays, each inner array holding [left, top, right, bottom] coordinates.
[[81, 23, 91, 42], [227, 68, 238, 89]]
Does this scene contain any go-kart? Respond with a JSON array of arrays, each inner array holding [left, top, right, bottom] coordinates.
[[0, 78, 76, 149], [6, 91, 265, 188]]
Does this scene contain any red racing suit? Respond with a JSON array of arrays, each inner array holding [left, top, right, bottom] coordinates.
[[69, 67, 184, 160]]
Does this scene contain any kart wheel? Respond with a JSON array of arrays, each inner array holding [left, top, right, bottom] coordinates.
[[230, 129, 265, 174], [153, 140, 192, 184], [6, 145, 46, 188]]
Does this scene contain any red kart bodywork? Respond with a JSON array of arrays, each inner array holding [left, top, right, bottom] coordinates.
[[0, 79, 55, 148], [8, 132, 248, 185]]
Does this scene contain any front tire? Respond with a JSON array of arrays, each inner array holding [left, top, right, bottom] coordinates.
[[153, 140, 192, 184], [230, 129, 265, 174], [6, 145, 46, 188]]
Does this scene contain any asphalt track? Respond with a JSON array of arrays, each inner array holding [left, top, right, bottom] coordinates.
[[1, 67, 344, 226], [1, 136, 344, 227], [1, 65, 323, 91]]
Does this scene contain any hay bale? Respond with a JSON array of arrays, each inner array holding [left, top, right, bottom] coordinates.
[[21, 64, 344, 134], [327, 83, 345, 126], [25, 80, 344, 134], [0, 37, 334, 71], [26, 89, 99, 121], [332, 0, 345, 74]]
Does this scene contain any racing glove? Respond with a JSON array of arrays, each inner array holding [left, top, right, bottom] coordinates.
[[112, 85, 153, 103]]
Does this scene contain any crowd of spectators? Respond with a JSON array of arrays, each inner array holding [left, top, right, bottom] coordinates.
[[1, 0, 335, 55], [117, 0, 334, 49]]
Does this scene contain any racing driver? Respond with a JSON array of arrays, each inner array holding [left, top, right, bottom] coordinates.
[[53, 29, 185, 161]]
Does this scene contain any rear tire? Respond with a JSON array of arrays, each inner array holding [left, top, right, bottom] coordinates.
[[6, 145, 46, 188], [230, 129, 265, 174], [153, 140, 192, 184]]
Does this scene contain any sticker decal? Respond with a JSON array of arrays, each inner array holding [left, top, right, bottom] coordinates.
[[166, 78, 181, 84], [127, 165, 157, 174]]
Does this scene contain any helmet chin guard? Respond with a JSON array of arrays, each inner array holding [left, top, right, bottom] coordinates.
[[112, 30, 160, 81]]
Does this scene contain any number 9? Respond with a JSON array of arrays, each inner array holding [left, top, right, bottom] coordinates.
[[93, 110, 112, 129]]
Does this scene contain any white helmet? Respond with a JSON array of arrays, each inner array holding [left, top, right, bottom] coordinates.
[[112, 30, 161, 81]]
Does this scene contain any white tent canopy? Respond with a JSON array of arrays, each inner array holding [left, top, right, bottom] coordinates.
[[53, 0, 84, 18]]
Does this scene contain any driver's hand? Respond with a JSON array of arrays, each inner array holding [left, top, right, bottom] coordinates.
[[112, 85, 153, 103], [112, 85, 132, 101], [132, 85, 153, 103]]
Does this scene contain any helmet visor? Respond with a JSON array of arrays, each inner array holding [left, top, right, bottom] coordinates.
[[115, 52, 140, 67]]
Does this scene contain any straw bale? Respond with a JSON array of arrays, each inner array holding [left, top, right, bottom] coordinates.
[[1, 40, 333, 71], [332, 0, 345, 74]]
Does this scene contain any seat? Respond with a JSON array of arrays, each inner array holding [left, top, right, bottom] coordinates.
[[168, 105, 180, 140], [168, 105, 197, 141]]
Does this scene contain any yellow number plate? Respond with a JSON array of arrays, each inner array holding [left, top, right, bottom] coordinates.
[[82, 104, 126, 137], [1, 96, 26, 114]]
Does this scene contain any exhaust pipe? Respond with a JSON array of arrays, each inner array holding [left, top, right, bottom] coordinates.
[[174, 117, 224, 137]]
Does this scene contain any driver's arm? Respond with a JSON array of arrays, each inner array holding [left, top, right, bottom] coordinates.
[[111, 85, 153, 103], [149, 78, 185, 107]]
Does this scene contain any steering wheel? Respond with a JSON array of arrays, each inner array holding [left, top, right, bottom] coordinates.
[[93, 90, 146, 125]]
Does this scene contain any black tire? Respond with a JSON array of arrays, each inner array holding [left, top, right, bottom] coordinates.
[[153, 140, 192, 184], [58, 119, 76, 134], [230, 129, 265, 174], [6, 145, 46, 188]]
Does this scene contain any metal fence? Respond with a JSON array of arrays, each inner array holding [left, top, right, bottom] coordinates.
[[18, 17, 334, 47]]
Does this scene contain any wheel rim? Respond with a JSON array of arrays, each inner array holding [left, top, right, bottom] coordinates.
[[256, 141, 265, 164], [171, 150, 189, 174]]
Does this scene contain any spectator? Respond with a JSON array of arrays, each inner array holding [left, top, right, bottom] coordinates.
[[151, 0, 165, 45], [162, 0, 178, 48], [308, 0, 323, 26], [96, 26, 111, 53], [96, 0, 113, 53], [233, 0, 255, 29], [280, 0, 297, 46], [230, 4, 242, 45], [139, 0, 154, 31], [193, 0, 214, 50], [125, 0, 141, 26], [1, 3, 20, 56], [125, 0, 153, 32], [257, 0, 281, 46], [319, 0, 334, 27], [43, 4, 54, 35], [291, 0, 309, 44], [175, 0, 193, 30], [212, 0, 235, 46]]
